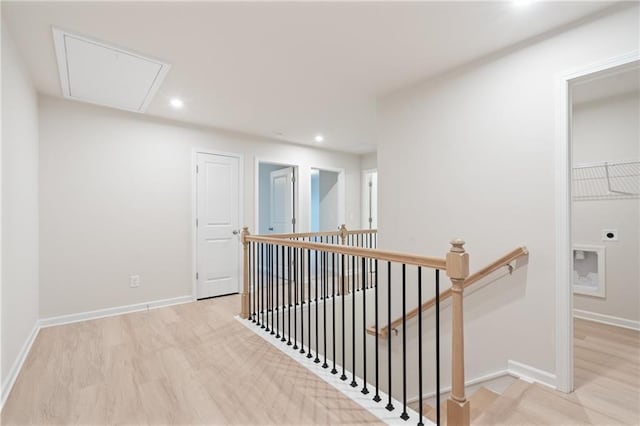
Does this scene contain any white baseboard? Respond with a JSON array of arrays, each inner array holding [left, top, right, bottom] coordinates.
[[573, 309, 640, 331], [1, 321, 40, 410], [507, 360, 556, 389], [39, 295, 194, 328], [406, 369, 510, 405]]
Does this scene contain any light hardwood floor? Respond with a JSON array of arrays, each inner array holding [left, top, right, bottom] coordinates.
[[1, 294, 381, 425], [477, 318, 640, 425]]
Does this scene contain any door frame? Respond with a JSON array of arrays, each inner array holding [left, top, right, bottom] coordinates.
[[554, 50, 638, 393], [361, 168, 377, 229], [254, 158, 299, 235], [309, 165, 346, 232], [191, 148, 244, 301]]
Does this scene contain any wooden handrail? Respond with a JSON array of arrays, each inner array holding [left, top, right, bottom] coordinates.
[[245, 234, 446, 270], [240, 229, 472, 426], [266, 228, 377, 240], [367, 246, 528, 338]]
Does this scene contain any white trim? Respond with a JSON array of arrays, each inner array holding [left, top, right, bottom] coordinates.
[[191, 148, 244, 299], [1, 322, 40, 410], [235, 316, 433, 425], [406, 369, 510, 405], [507, 360, 557, 389], [574, 309, 640, 331], [39, 295, 193, 328], [554, 50, 639, 394], [254, 158, 300, 234]]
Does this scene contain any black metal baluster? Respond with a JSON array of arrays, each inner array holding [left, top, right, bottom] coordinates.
[[287, 246, 292, 345], [322, 250, 328, 368], [307, 248, 313, 359], [340, 253, 347, 381], [351, 255, 357, 388], [293, 247, 299, 350], [400, 264, 408, 420], [331, 251, 337, 374], [418, 267, 424, 426], [386, 261, 394, 411], [436, 269, 441, 426], [248, 241, 252, 321], [362, 256, 369, 394], [260, 244, 264, 328], [270, 245, 275, 335], [275, 244, 280, 339], [314, 247, 320, 364], [300, 248, 305, 354], [374, 259, 381, 402], [281, 245, 286, 342]]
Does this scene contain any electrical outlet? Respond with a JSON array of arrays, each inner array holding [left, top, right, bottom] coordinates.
[[130, 275, 140, 288], [602, 229, 618, 241]]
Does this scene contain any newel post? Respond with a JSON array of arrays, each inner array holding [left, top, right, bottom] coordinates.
[[446, 239, 470, 426], [339, 224, 348, 245], [240, 227, 250, 319]]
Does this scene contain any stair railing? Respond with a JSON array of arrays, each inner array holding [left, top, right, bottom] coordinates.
[[239, 227, 471, 426], [368, 246, 529, 338], [266, 224, 377, 249]]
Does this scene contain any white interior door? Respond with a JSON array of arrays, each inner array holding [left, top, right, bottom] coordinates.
[[270, 167, 294, 233], [196, 153, 240, 299]]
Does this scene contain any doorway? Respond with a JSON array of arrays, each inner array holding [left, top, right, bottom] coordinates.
[[257, 162, 297, 234], [569, 62, 639, 389], [310, 168, 343, 232], [195, 152, 242, 299], [556, 53, 639, 393]]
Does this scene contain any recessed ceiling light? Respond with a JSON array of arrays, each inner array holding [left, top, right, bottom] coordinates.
[[513, 0, 534, 6], [170, 98, 184, 109], [314, 134, 324, 143]]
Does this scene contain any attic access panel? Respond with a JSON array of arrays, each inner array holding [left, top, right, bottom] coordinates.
[[52, 28, 170, 113]]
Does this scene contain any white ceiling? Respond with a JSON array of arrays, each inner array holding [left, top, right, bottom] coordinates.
[[572, 65, 640, 105], [2, 1, 620, 153]]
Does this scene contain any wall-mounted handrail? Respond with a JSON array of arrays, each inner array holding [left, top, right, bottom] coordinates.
[[367, 246, 528, 338]]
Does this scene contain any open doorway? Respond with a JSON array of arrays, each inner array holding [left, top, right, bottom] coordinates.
[[567, 61, 639, 401], [310, 168, 343, 232], [257, 162, 297, 234]]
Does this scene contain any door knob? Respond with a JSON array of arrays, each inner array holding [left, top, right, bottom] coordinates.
[[269, 227, 274, 231], [232, 230, 239, 235]]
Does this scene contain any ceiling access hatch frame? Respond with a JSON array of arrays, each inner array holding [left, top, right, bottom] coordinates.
[[52, 27, 171, 113]]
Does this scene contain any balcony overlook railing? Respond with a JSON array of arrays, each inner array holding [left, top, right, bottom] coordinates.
[[239, 225, 471, 426]]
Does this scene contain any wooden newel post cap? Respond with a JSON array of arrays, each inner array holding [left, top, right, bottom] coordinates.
[[241, 227, 250, 245], [450, 239, 466, 253], [446, 238, 469, 280], [339, 224, 347, 241]]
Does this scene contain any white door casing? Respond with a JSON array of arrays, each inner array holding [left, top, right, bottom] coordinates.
[[196, 153, 241, 299], [270, 166, 294, 233]]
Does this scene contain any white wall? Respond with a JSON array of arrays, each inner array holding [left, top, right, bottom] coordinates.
[[38, 96, 361, 318], [572, 92, 640, 322], [1, 24, 39, 399], [360, 152, 377, 171], [377, 5, 638, 387]]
